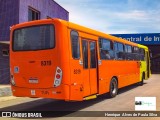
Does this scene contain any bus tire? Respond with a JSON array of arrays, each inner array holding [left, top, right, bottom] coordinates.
[[108, 77, 118, 98], [139, 73, 144, 86]]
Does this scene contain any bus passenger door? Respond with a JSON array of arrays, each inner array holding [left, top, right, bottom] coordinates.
[[82, 39, 98, 96], [89, 41, 98, 94]]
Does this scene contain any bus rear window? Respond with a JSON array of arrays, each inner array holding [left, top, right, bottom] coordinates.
[[13, 24, 54, 51]]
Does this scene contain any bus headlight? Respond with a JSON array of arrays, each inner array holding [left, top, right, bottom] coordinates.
[[53, 67, 62, 87]]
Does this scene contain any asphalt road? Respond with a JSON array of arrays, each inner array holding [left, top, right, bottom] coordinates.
[[0, 74, 160, 120]]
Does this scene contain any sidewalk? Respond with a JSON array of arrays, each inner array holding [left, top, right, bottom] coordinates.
[[0, 85, 18, 102], [0, 85, 12, 97]]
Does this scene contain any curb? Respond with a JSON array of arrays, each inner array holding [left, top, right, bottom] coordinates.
[[0, 85, 12, 97], [0, 96, 17, 103]]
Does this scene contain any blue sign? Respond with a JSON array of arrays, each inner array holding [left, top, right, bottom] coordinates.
[[112, 33, 160, 45]]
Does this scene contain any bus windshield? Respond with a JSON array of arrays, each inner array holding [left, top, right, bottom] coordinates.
[[13, 24, 55, 51]]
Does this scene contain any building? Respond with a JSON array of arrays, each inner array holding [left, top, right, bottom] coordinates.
[[0, 0, 69, 84], [112, 33, 160, 74]]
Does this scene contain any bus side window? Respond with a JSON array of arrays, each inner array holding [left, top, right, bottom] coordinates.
[[125, 45, 132, 60], [114, 42, 125, 60], [117, 43, 125, 60], [71, 30, 80, 59], [99, 38, 114, 60], [114, 42, 118, 59], [139, 48, 145, 61], [133, 47, 139, 60], [124, 44, 128, 60]]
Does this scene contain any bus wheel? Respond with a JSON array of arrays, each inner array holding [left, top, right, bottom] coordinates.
[[139, 74, 144, 86], [108, 77, 118, 98]]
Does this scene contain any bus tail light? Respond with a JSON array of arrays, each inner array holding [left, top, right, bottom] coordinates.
[[54, 67, 62, 87], [11, 74, 16, 86]]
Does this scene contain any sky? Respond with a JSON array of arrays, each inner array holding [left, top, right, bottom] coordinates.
[[56, 0, 160, 34]]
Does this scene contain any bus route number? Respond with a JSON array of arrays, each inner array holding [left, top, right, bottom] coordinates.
[[41, 60, 51, 66]]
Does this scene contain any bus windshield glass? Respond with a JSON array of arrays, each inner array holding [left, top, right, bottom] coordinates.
[[13, 24, 54, 51]]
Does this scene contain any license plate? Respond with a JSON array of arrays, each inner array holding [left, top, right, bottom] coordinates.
[[29, 79, 38, 83]]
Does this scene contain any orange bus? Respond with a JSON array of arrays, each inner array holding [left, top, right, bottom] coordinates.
[[10, 19, 151, 101]]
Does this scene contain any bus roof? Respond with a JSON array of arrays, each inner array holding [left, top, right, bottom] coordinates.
[[58, 19, 138, 46], [12, 18, 145, 47], [138, 44, 148, 50]]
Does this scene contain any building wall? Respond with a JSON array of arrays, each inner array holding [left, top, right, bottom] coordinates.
[[0, 0, 69, 84], [0, 0, 19, 41], [19, 0, 69, 23], [0, 0, 69, 42], [0, 44, 10, 84], [148, 45, 160, 73], [0, 0, 19, 84]]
